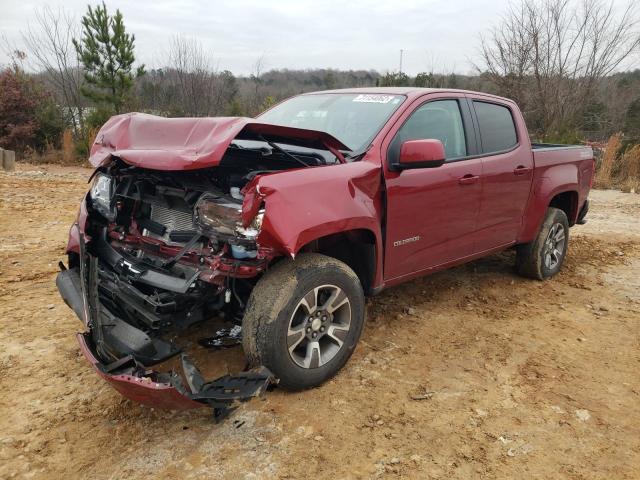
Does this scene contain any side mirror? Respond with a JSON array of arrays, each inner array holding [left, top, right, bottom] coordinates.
[[398, 139, 446, 169]]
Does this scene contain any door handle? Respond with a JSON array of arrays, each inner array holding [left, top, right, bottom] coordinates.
[[458, 174, 479, 185], [513, 165, 532, 175]]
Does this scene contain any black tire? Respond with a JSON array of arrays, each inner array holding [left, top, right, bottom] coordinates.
[[516, 207, 569, 280], [242, 253, 365, 390]]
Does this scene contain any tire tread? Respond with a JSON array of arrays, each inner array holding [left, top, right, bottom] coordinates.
[[242, 253, 365, 390], [516, 207, 569, 280]]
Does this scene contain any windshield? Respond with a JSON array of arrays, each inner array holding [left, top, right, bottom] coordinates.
[[257, 93, 405, 152]]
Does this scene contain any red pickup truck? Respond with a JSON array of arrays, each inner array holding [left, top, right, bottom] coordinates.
[[57, 88, 594, 412]]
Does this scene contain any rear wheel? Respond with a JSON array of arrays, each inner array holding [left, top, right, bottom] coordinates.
[[516, 207, 569, 280], [242, 254, 365, 390]]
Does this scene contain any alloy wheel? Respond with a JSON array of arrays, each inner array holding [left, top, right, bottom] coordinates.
[[286, 284, 352, 369], [544, 222, 566, 270]]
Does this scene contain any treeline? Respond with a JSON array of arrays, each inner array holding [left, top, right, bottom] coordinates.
[[113, 61, 640, 146], [133, 67, 383, 118], [0, 0, 639, 165]]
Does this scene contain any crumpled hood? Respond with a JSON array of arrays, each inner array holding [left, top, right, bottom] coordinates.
[[89, 113, 349, 171]]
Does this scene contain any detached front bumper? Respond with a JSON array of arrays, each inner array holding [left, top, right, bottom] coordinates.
[[56, 234, 273, 415], [76, 331, 204, 410]]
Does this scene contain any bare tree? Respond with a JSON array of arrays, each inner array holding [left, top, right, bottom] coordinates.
[[0, 39, 27, 70], [249, 54, 266, 115], [415, 54, 460, 88], [21, 6, 85, 135], [477, 0, 640, 136], [167, 36, 225, 116]]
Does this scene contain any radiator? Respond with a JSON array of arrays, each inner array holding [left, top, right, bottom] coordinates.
[[145, 204, 194, 244]]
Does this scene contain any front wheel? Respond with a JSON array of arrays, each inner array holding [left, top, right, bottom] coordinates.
[[242, 254, 365, 390], [516, 207, 569, 280]]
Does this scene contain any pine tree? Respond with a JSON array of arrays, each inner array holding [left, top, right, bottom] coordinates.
[[73, 2, 144, 114]]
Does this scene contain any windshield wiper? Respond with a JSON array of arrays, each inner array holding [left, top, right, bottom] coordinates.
[[258, 135, 310, 167]]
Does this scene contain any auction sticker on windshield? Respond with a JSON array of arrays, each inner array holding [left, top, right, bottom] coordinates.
[[353, 94, 397, 103]]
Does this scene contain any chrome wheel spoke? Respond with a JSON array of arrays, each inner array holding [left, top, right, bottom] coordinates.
[[321, 287, 340, 310], [554, 229, 565, 243], [325, 288, 348, 313], [299, 288, 319, 313], [287, 325, 306, 353], [326, 324, 349, 347], [304, 341, 322, 368]]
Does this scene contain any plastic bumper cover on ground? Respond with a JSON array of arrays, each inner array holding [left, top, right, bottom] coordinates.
[[56, 242, 273, 413], [77, 332, 204, 410]]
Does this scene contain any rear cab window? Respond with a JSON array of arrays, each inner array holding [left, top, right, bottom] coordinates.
[[473, 101, 518, 154]]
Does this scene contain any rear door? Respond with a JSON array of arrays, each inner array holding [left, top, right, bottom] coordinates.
[[383, 95, 483, 281], [468, 97, 534, 251]]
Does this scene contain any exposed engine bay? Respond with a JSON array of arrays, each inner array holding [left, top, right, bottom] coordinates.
[[88, 143, 333, 334], [57, 139, 340, 416]]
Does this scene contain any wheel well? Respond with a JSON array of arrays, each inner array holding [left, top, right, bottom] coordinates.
[[299, 229, 377, 295], [549, 191, 578, 225]]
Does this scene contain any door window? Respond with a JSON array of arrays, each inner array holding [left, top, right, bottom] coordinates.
[[473, 101, 518, 153], [390, 100, 467, 162]]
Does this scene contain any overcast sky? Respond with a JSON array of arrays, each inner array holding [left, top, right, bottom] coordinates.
[[0, 0, 636, 76]]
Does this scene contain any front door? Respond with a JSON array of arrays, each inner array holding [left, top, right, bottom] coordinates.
[[383, 97, 482, 281]]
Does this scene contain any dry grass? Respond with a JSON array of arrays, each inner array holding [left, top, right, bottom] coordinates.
[[86, 127, 98, 152], [62, 129, 75, 164], [594, 133, 622, 188], [22, 145, 62, 165], [18, 128, 94, 167], [22, 148, 87, 166], [594, 134, 640, 192], [619, 145, 640, 193]]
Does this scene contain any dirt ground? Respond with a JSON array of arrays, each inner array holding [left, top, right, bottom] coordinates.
[[1, 163, 639, 480]]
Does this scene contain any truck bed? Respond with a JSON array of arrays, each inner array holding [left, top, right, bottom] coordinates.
[[531, 143, 593, 164], [531, 143, 593, 169], [526, 142, 594, 230], [531, 142, 588, 151]]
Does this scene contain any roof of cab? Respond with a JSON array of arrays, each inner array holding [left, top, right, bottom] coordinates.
[[303, 87, 514, 104]]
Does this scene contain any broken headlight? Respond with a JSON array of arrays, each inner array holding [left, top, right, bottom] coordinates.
[[89, 173, 115, 221], [194, 194, 265, 242], [236, 211, 264, 240], [194, 194, 243, 237]]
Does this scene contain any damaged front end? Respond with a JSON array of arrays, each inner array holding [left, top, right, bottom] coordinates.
[[58, 210, 274, 416], [56, 114, 363, 417], [57, 152, 334, 415]]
